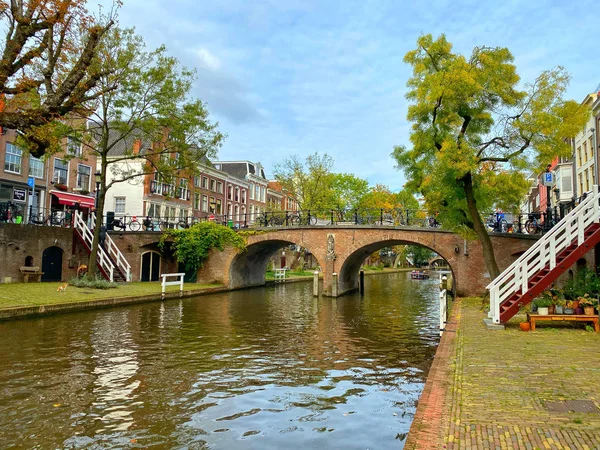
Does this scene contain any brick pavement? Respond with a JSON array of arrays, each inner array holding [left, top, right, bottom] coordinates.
[[407, 298, 600, 450]]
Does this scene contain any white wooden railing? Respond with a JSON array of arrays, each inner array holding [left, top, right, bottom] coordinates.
[[488, 185, 600, 323], [91, 214, 132, 281], [161, 273, 185, 298], [439, 289, 447, 336], [74, 211, 115, 282]]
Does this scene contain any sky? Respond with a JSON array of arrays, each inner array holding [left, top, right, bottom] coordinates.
[[103, 0, 600, 190]]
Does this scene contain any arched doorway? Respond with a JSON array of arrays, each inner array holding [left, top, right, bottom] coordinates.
[[141, 251, 161, 281], [41, 246, 63, 281]]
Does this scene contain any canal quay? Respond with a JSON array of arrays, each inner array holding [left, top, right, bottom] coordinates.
[[0, 271, 443, 449]]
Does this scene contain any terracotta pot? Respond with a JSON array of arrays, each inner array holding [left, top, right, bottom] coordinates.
[[572, 300, 580, 309], [575, 307, 584, 315], [548, 305, 556, 315], [584, 306, 595, 316], [519, 322, 531, 332]]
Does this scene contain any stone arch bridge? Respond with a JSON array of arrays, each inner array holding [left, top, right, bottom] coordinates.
[[120, 226, 538, 297]]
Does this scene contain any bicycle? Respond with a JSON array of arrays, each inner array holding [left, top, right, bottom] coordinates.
[[524, 213, 543, 235], [486, 212, 508, 233], [111, 214, 142, 231], [289, 211, 317, 226], [28, 209, 71, 227], [0, 202, 25, 223]]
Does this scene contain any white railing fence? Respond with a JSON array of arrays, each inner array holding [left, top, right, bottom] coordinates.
[[487, 185, 600, 323], [91, 214, 132, 281], [161, 273, 185, 298], [74, 211, 115, 282]]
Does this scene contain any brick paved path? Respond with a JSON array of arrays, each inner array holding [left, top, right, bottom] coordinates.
[[407, 298, 600, 450]]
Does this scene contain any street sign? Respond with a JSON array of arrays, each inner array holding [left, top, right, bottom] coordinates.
[[542, 172, 554, 186], [27, 177, 35, 188]]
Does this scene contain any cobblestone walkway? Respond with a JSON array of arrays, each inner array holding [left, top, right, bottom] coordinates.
[[407, 298, 600, 450]]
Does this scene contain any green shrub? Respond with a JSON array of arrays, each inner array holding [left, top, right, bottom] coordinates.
[[69, 276, 118, 289]]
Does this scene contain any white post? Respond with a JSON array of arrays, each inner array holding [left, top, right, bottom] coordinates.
[[313, 270, 319, 297], [332, 272, 338, 297], [439, 289, 447, 336]]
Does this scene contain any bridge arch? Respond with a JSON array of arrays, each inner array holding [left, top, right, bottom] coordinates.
[[338, 239, 456, 296], [229, 239, 323, 289]]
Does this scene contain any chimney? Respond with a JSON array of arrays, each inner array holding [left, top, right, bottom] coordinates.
[[133, 139, 141, 155]]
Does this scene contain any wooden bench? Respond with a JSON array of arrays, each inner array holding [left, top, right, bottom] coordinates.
[[527, 313, 599, 332], [20, 266, 44, 283]]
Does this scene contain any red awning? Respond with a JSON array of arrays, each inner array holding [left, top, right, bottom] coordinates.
[[50, 190, 95, 208]]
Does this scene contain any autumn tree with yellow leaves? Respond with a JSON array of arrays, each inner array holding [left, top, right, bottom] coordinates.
[[393, 34, 589, 279]]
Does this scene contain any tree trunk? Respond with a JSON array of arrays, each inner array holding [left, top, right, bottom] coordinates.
[[87, 161, 107, 280], [462, 171, 500, 280]]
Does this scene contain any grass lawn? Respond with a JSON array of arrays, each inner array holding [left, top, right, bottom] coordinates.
[[265, 269, 318, 280], [0, 281, 223, 309]]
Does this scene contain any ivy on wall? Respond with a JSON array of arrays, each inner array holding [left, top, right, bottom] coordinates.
[[159, 222, 247, 276]]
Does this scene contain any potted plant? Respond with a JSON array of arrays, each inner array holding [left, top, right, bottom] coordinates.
[[54, 183, 68, 191], [579, 295, 598, 316], [564, 300, 575, 315], [554, 297, 566, 315], [518, 302, 531, 331], [533, 297, 552, 316]]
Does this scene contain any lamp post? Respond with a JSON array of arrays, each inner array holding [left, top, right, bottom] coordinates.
[[94, 171, 102, 211]]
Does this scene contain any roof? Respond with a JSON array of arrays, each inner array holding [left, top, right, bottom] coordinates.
[[215, 161, 267, 181]]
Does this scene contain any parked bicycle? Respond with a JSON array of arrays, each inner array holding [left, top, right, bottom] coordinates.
[[524, 212, 543, 234], [28, 209, 72, 227], [111, 214, 142, 231], [0, 201, 25, 223]]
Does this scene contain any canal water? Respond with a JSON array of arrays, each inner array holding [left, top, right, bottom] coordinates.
[[0, 271, 442, 449]]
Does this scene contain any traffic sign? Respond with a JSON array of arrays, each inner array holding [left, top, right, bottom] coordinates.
[[542, 172, 554, 186], [27, 177, 35, 188]]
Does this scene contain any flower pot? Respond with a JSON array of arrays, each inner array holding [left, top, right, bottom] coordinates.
[[572, 300, 580, 309], [548, 305, 556, 315], [519, 322, 531, 332], [538, 307, 549, 316], [564, 308, 574, 315], [555, 306, 564, 314], [575, 307, 584, 315], [584, 306, 595, 316]]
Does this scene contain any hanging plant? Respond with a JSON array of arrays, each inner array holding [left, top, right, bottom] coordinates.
[[159, 221, 246, 276]]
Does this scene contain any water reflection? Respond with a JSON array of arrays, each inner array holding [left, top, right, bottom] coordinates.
[[0, 271, 440, 449]]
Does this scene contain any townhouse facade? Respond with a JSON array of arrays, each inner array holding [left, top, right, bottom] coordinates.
[[1, 128, 97, 222]]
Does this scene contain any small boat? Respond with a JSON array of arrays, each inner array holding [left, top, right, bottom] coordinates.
[[411, 270, 430, 280]]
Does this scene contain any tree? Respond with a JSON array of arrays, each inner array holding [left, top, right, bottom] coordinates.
[[325, 173, 369, 212], [0, 0, 117, 155], [358, 184, 418, 210], [393, 34, 589, 279], [76, 28, 224, 279], [273, 152, 334, 211]]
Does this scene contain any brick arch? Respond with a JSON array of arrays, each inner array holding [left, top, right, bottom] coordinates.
[[229, 239, 324, 289], [337, 239, 457, 296]]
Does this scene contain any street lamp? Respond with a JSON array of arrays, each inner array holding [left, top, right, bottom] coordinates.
[[94, 171, 102, 210]]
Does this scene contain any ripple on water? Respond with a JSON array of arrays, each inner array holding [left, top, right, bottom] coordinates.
[[0, 271, 441, 449]]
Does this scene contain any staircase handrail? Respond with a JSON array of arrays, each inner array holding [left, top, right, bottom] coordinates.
[[488, 185, 600, 323], [487, 188, 599, 291], [74, 211, 115, 282], [91, 214, 131, 281]]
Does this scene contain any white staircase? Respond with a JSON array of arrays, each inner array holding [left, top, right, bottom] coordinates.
[[488, 185, 600, 324], [91, 214, 132, 281], [74, 211, 116, 282]]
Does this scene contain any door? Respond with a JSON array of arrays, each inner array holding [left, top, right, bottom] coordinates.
[[141, 252, 161, 282], [41, 246, 63, 281]]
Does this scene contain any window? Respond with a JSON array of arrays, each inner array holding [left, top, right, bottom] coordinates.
[[217, 181, 223, 193], [115, 197, 126, 214], [241, 190, 246, 204], [147, 202, 161, 217], [583, 141, 588, 162], [585, 169, 590, 192], [261, 186, 266, 202], [210, 179, 216, 191], [180, 208, 188, 220], [29, 156, 44, 178], [194, 176, 200, 188], [4, 143, 22, 174], [579, 173, 583, 196], [210, 197, 215, 212], [202, 177, 208, 189], [194, 193, 200, 210], [249, 183, 254, 199], [168, 206, 176, 220], [180, 178, 188, 188], [53, 159, 68, 185], [255, 184, 260, 200], [228, 185, 233, 200], [216, 199, 222, 214], [67, 137, 81, 157], [578, 147, 582, 166], [235, 187, 239, 202], [202, 195, 208, 212], [592, 165, 596, 186], [76, 164, 91, 190]]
